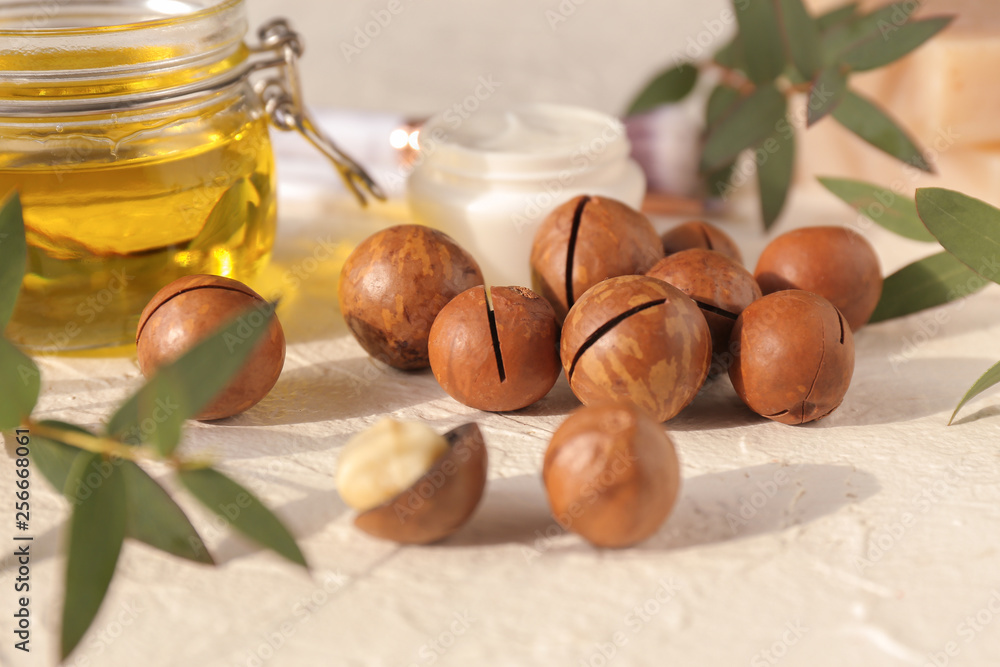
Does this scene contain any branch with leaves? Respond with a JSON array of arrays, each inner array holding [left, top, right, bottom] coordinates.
[[627, 1, 953, 229], [820, 178, 1000, 424], [0, 193, 307, 662]]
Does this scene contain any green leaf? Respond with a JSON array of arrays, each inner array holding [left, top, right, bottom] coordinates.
[[950, 359, 1000, 425], [706, 84, 742, 128], [702, 83, 786, 171], [778, 0, 823, 79], [0, 191, 26, 329], [30, 421, 92, 492], [188, 180, 252, 250], [807, 65, 848, 126], [106, 300, 276, 454], [822, 2, 916, 63], [714, 34, 746, 71], [627, 63, 699, 115], [758, 129, 796, 230], [178, 467, 307, 568], [916, 188, 1000, 285], [816, 3, 858, 32], [0, 338, 39, 429], [121, 461, 214, 565], [818, 177, 935, 242], [832, 90, 931, 172], [842, 17, 952, 71], [61, 453, 127, 659], [870, 252, 984, 323], [735, 1, 787, 84], [706, 162, 738, 199]]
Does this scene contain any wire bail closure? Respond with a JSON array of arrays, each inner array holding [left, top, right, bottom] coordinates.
[[251, 19, 386, 207]]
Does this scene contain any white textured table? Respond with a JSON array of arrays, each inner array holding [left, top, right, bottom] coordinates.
[[3, 176, 1000, 667]]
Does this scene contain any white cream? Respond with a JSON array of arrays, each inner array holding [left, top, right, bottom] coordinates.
[[407, 104, 646, 288]]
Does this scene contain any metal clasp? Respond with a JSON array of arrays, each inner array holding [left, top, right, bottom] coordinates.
[[250, 19, 385, 207]]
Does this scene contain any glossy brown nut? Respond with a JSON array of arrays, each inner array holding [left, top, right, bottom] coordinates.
[[530, 195, 663, 322], [354, 422, 488, 544], [561, 275, 711, 422], [136, 275, 285, 421], [338, 225, 484, 370], [754, 226, 882, 330], [428, 285, 560, 412], [647, 249, 761, 372], [661, 220, 743, 264], [543, 402, 681, 548], [729, 290, 855, 425]]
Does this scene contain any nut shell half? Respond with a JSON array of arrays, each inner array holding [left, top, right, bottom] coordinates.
[[354, 422, 488, 544]]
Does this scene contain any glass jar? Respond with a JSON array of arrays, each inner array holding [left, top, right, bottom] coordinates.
[[407, 104, 646, 288], [0, 0, 380, 352]]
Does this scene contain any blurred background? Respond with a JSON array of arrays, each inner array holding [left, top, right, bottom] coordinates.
[[245, 0, 732, 115]]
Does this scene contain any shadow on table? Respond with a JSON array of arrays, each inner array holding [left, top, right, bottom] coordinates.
[[228, 356, 439, 426], [445, 463, 879, 553]]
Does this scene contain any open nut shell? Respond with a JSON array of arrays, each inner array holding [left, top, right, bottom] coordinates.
[[354, 423, 488, 544]]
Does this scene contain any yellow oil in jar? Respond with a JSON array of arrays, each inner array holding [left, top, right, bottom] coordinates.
[[1, 103, 276, 352]]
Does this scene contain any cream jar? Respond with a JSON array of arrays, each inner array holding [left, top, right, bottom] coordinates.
[[407, 104, 646, 287]]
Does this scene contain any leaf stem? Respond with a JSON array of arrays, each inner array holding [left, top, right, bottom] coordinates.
[[28, 420, 158, 463]]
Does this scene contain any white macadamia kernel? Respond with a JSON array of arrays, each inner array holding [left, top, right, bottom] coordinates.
[[335, 418, 450, 511]]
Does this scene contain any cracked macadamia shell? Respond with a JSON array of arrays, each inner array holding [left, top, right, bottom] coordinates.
[[354, 422, 488, 544], [428, 285, 560, 412], [754, 225, 882, 331], [543, 402, 681, 548], [136, 274, 285, 421], [338, 224, 484, 370], [560, 275, 711, 422], [728, 290, 855, 425], [530, 195, 663, 322]]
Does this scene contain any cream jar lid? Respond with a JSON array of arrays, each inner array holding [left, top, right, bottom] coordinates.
[[418, 103, 632, 181]]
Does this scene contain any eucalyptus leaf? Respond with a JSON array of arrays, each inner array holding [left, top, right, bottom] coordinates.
[[842, 16, 952, 72], [30, 420, 92, 492], [950, 359, 1000, 425], [870, 252, 984, 323], [706, 84, 742, 128], [107, 300, 277, 454], [0, 191, 26, 329], [757, 128, 796, 230], [714, 34, 746, 71], [702, 83, 786, 171], [816, 2, 858, 32], [121, 461, 214, 565], [735, 1, 786, 84], [178, 467, 307, 568], [627, 63, 699, 115], [915, 188, 1000, 285], [822, 2, 917, 63], [778, 0, 822, 79], [832, 90, 931, 172], [0, 338, 39, 429], [807, 65, 848, 126], [61, 453, 126, 659], [818, 177, 934, 242], [189, 180, 252, 250], [706, 162, 738, 199]]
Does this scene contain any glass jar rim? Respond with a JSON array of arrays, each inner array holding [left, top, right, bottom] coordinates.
[[0, 0, 241, 36], [417, 103, 633, 181]]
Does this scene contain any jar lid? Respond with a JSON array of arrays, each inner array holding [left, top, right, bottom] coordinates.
[[418, 104, 633, 181]]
